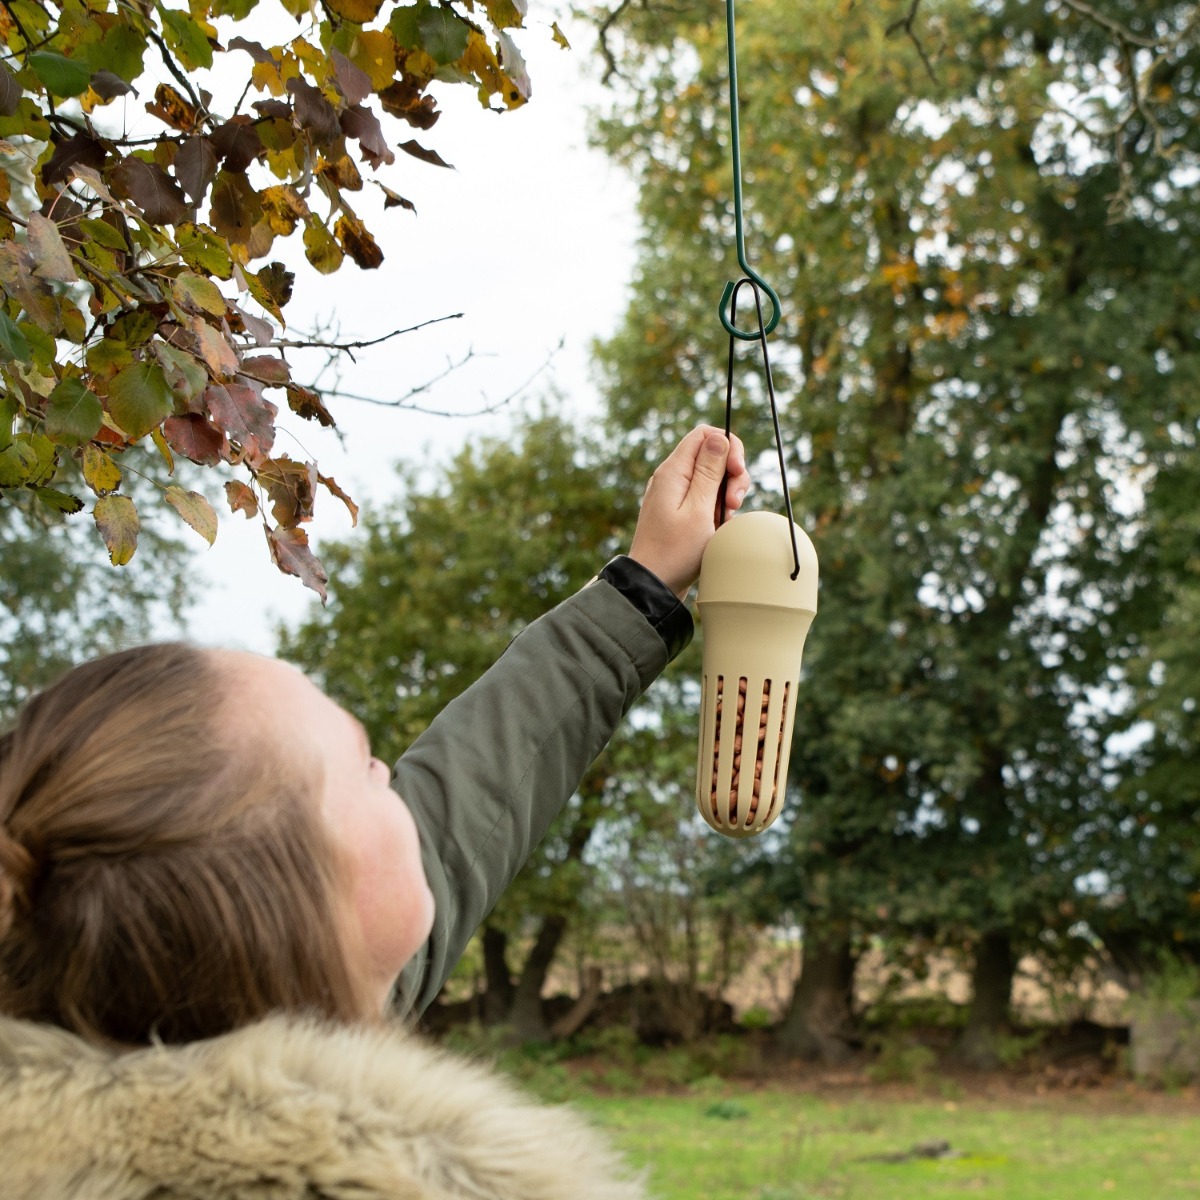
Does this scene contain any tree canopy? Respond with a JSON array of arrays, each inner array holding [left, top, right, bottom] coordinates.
[[0, 0, 558, 595]]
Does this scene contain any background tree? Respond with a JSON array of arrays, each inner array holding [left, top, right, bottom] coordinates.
[[0, 0, 557, 594], [588, 0, 1199, 1062]]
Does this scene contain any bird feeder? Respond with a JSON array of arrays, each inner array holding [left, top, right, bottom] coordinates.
[[695, 511, 818, 838]]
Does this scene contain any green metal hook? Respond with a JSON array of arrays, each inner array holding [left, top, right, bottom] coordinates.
[[719, 0, 782, 341]]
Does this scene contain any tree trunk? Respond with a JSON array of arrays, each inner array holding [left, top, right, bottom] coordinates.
[[508, 913, 569, 1041], [956, 929, 1016, 1067], [775, 926, 857, 1063], [480, 923, 514, 1025]]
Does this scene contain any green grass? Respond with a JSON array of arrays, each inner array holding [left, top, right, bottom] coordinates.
[[577, 1090, 1200, 1200]]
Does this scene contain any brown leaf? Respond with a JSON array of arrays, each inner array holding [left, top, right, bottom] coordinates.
[[287, 78, 341, 146], [209, 170, 263, 243], [316, 151, 363, 191], [228, 36, 274, 64], [267, 524, 327, 601], [224, 478, 258, 518], [319, 471, 358, 526], [238, 354, 290, 384], [234, 304, 274, 347], [0, 61, 19, 117], [246, 261, 293, 322], [398, 139, 453, 169], [252, 99, 292, 120], [376, 182, 416, 213], [340, 104, 395, 169], [204, 381, 277, 457], [256, 455, 317, 525], [111, 156, 191, 224], [42, 133, 108, 187], [175, 137, 218, 206], [331, 49, 372, 106], [146, 83, 201, 132], [378, 81, 440, 131], [286, 383, 336, 427], [211, 116, 265, 172], [334, 212, 383, 269], [89, 70, 132, 102], [164, 412, 229, 465]]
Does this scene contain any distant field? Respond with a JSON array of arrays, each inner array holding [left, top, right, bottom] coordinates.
[[580, 1088, 1200, 1200]]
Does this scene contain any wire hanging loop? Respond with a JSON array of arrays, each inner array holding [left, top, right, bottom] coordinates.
[[719, 0, 782, 342], [721, 277, 802, 580]]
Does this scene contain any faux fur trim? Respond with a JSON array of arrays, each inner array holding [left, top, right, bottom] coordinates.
[[0, 1014, 647, 1200]]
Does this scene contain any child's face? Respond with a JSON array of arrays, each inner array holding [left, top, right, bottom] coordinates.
[[219, 652, 435, 1012]]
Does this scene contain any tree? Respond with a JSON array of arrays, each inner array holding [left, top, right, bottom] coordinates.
[[588, 0, 1199, 1061], [0, 0, 558, 595], [280, 408, 648, 1037]]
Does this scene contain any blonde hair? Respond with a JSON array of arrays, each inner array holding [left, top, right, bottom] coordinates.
[[0, 643, 374, 1044]]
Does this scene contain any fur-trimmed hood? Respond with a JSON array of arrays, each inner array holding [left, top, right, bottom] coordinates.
[[0, 1013, 646, 1200]]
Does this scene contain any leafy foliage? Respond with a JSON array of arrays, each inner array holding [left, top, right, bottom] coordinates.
[[0, 0, 545, 596]]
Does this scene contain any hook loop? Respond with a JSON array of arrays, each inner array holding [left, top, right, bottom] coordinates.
[[718, 0, 782, 341]]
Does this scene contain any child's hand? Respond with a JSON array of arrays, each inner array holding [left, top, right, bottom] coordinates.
[[628, 425, 751, 599]]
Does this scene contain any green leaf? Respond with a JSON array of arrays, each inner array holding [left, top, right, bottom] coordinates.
[[106, 361, 174, 440], [78, 217, 129, 251], [158, 6, 214, 71], [389, 3, 425, 50], [165, 484, 218, 545], [0, 309, 31, 363], [19, 321, 57, 372], [177, 223, 234, 280], [418, 6, 470, 64], [33, 485, 84, 514], [85, 26, 149, 83], [0, 440, 37, 486], [29, 52, 92, 98], [0, 391, 16, 449], [153, 341, 208, 407], [45, 377, 103, 445], [94, 494, 140, 565], [172, 271, 226, 318]]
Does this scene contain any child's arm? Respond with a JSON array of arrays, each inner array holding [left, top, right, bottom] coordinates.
[[391, 427, 748, 1016]]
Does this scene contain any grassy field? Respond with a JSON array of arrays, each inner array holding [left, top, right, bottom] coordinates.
[[579, 1088, 1199, 1200]]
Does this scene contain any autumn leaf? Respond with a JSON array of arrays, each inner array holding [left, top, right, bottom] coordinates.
[[111, 156, 191, 224], [190, 315, 240, 377], [340, 104, 395, 169], [303, 218, 344, 274], [259, 185, 310, 236], [245, 261, 293, 322], [94, 494, 140, 565], [177, 221, 234, 279], [287, 78, 341, 146], [324, 0, 385, 23], [224, 478, 258, 518], [205, 381, 277, 457], [286, 383, 336, 427], [106, 361, 174, 440], [42, 134, 108, 187], [334, 212, 383, 269], [267, 524, 328, 601], [172, 271, 227, 317], [165, 485, 218, 545], [0, 61, 19, 116], [257, 455, 317, 525], [164, 412, 229, 464], [239, 354, 290, 384], [175, 137, 219, 205], [331, 49, 372, 106], [550, 21, 570, 49], [81, 443, 122, 495], [319, 471, 359, 525], [209, 169, 263, 243], [398, 139, 453, 169], [375, 181, 416, 212], [45, 377, 102, 445], [484, 0, 528, 29], [146, 83, 202, 132], [27, 213, 77, 283], [211, 117, 265, 172], [160, 8, 215, 71]]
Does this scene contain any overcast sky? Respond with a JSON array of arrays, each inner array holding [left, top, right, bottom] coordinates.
[[186, 3, 640, 651]]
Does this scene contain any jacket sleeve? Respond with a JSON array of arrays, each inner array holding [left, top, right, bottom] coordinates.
[[390, 558, 692, 1018]]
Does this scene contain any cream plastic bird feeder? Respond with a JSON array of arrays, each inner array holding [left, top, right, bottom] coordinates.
[[695, 511, 818, 838]]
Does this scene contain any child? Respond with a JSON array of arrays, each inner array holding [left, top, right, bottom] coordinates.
[[0, 426, 749, 1200]]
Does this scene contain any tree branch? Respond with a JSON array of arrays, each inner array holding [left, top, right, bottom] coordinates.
[[886, 0, 938, 83], [273, 313, 465, 359]]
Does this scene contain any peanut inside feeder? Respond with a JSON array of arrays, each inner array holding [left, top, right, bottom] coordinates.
[[696, 511, 818, 838]]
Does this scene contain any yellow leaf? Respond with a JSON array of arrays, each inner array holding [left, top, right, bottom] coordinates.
[[252, 59, 285, 96], [323, 0, 385, 23], [303, 219, 344, 274], [81, 444, 122, 495], [550, 21, 570, 49], [349, 30, 398, 91], [94, 494, 139, 565], [165, 484, 218, 545], [403, 48, 438, 84], [151, 427, 175, 474]]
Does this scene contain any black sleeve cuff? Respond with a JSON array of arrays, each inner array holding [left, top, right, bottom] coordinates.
[[598, 555, 694, 662]]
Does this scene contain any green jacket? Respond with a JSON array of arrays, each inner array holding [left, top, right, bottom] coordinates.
[[392, 558, 692, 1016]]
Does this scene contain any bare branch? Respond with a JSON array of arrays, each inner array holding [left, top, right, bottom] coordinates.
[[596, 0, 635, 86], [273, 313, 465, 359], [1055, 0, 1160, 49]]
